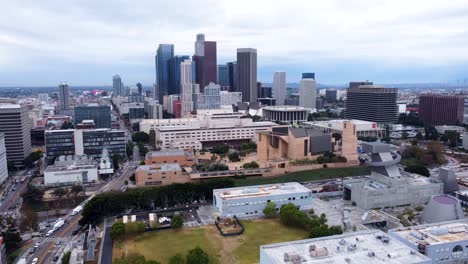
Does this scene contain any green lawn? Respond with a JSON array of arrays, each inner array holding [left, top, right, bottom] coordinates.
[[234, 166, 370, 187]]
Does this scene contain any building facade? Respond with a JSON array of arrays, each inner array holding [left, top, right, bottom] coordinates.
[[169, 55, 190, 95], [0, 133, 8, 185], [303, 119, 385, 138], [0, 104, 32, 166], [155, 44, 174, 103], [214, 182, 312, 218], [74, 104, 111, 128], [144, 98, 163, 119], [44, 155, 98, 186], [220, 91, 242, 106], [135, 163, 188, 187], [299, 78, 316, 109], [237, 48, 257, 102], [217, 64, 229, 86], [325, 89, 337, 102], [272, 71, 286, 105], [181, 59, 198, 117], [419, 94, 465, 126], [112, 75, 123, 96], [227, 61, 238, 92], [262, 106, 311, 124], [58, 82, 70, 113], [144, 150, 197, 167], [197, 82, 221, 110]]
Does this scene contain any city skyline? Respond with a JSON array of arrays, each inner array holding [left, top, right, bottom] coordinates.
[[1, 0, 468, 86]]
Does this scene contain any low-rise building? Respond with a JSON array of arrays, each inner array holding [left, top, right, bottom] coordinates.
[[303, 119, 385, 138], [144, 150, 197, 167], [463, 131, 468, 150], [44, 155, 98, 186], [389, 219, 468, 263], [135, 163, 188, 187], [260, 230, 431, 264], [213, 182, 312, 218], [262, 105, 311, 124], [435, 125, 466, 134]]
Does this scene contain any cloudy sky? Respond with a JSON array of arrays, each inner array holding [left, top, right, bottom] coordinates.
[[1, 0, 468, 86]]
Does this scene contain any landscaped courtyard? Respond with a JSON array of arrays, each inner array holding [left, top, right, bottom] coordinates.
[[113, 219, 309, 264]]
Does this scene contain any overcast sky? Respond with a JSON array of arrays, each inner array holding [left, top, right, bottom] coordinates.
[[1, 0, 468, 86]]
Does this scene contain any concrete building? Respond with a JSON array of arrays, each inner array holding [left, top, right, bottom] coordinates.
[[237, 48, 257, 103], [58, 82, 70, 113], [196, 109, 243, 120], [220, 91, 242, 106], [144, 98, 163, 119], [140, 118, 277, 150], [419, 94, 465, 126], [421, 195, 464, 224], [44, 155, 98, 186], [45, 129, 126, 164], [74, 104, 111, 128], [299, 78, 316, 109], [213, 182, 312, 218], [144, 150, 197, 167], [303, 119, 385, 138], [262, 106, 311, 124], [463, 131, 468, 150], [0, 104, 32, 166], [434, 125, 466, 134], [272, 71, 286, 105], [181, 59, 199, 117], [257, 126, 332, 162], [113, 75, 123, 96], [38, 93, 49, 103], [260, 229, 432, 264], [163, 94, 180, 116], [341, 121, 359, 164], [325, 89, 338, 102], [0, 133, 8, 185], [343, 142, 443, 209], [197, 82, 221, 110], [194, 33, 204, 56], [135, 163, 188, 187], [257, 98, 276, 106], [389, 219, 468, 263]]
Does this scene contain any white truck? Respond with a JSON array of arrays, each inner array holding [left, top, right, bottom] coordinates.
[[53, 219, 65, 230], [71, 205, 83, 216]]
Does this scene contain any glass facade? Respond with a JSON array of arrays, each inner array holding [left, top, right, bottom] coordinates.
[[217, 65, 229, 86], [82, 130, 126, 159], [169, 55, 190, 95], [74, 105, 111, 128], [45, 130, 75, 164], [156, 44, 174, 103]]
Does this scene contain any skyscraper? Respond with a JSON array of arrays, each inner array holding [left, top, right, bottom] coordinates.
[[198, 83, 221, 110], [0, 104, 32, 167], [227, 61, 238, 92], [0, 133, 8, 185], [237, 48, 257, 103], [58, 82, 70, 112], [419, 94, 465, 126], [136, 83, 143, 95], [192, 34, 217, 92], [169, 55, 190, 95], [349, 81, 373, 89], [180, 59, 199, 117], [155, 44, 174, 103], [74, 104, 112, 128], [194, 33, 205, 56], [345, 84, 398, 124], [217, 65, 229, 87], [299, 78, 316, 109], [302, 73, 315, 80], [273, 71, 286, 105], [113, 75, 123, 96]]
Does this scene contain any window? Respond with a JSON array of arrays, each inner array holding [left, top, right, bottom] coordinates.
[[452, 245, 463, 259]]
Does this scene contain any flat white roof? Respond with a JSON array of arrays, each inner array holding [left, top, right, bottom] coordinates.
[[137, 163, 181, 172], [0, 104, 21, 109], [214, 182, 310, 200], [261, 230, 431, 264], [263, 105, 312, 111]]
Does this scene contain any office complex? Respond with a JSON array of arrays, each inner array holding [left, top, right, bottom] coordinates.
[[303, 119, 385, 138], [194, 33, 205, 56], [220, 91, 242, 106], [112, 75, 124, 96], [155, 44, 174, 103], [345, 84, 398, 124], [257, 126, 332, 162], [58, 82, 70, 113], [197, 83, 221, 110], [128, 92, 144, 103], [144, 98, 163, 119], [139, 118, 277, 150], [272, 71, 286, 105], [389, 219, 468, 263], [0, 133, 8, 185], [217, 64, 229, 86], [162, 94, 180, 116], [418, 94, 465, 126], [260, 230, 431, 264], [262, 106, 311, 124], [180, 59, 199, 117], [299, 77, 316, 109], [44, 155, 98, 186], [136, 163, 187, 187], [144, 150, 197, 167], [227, 61, 238, 92], [0, 104, 32, 166], [325, 89, 337, 102], [45, 129, 126, 164], [214, 182, 312, 218], [169, 55, 190, 95], [192, 34, 217, 91], [74, 104, 111, 128], [237, 48, 257, 102]]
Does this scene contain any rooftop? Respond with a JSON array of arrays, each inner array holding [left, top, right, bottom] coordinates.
[[145, 150, 195, 159], [214, 182, 310, 200], [262, 105, 312, 111], [137, 163, 181, 172], [0, 103, 21, 109], [390, 219, 468, 246], [261, 230, 431, 264]]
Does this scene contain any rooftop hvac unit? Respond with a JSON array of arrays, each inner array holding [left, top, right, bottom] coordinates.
[[368, 251, 375, 257], [347, 244, 357, 251], [283, 253, 302, 262], [309, 245, 329, 257]]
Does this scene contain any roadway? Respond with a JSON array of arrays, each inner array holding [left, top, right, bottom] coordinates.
[[0, 170, 31, 218]]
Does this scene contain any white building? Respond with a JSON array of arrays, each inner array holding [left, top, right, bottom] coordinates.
[[44, 155, 98, 186], [38, 93, 49, 103], [0, 133, 8, 185], [220, 91, 242, 106], [260, 230, 431, 264], [389, 219, 468, 263], [144, 98, 163, 119], [435, 125, 466, 134], [303, 119, 386, 138], [463, 131, 468, 150], [272, 71, 286, 105], [196, 108, 243, 120], [162, 94, 181, 116], [181, 59, 199, 117], [213, 182, 312, 218], [197, 82, 221, 110], [140, 118, 277, 150], [262, 105, 312, 124], [299, 78, 316, 110]]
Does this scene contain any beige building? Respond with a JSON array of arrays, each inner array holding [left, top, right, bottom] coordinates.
[[144, 150, 197, 167], [135, 163, 188, 187], [341, 121, 359, 164]]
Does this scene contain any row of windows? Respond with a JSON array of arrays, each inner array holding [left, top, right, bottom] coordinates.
[[225, 196, 310, 207]]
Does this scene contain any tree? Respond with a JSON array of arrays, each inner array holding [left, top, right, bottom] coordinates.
[[186, 247, 209, 264], [61, 121, 74, 129], [242, 161, 259, 169], [22, 183, 44, 203], [416, 132, 423, 140], [129, 174, 136, 184], [169, 254, 185, 264], [126, 141, 135, 158], [263, 202, 277, 218], [24, 150, 43, 168], [20, 206, 38, 233], [7, 160, 15, 172], [401, 131, 409, 139], [1, 231, 21, 252], [149, 129, 156, 148], [110, 221, 125, 240], [62, 251, 71, 264], [71, 185, 84, 197], [132, 132, 150, 143], [211, 145, 229, 154], [52, 187, 67, 200], [424, 126, 439, 140], [405, 164, 430, 177], [163, 110, 174, 119], [171, 214, 184, 229], [113, 153, 123, 170], [228, 152, 241, 162]]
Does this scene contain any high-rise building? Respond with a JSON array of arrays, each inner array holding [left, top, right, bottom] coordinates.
[[194, 33, 205, 56], [325, 89, 338, 102], [162, 94, 180, 116], [299, 78, 316, 109], [220, 91, 242, 106], [136, 83, 143, 95], [202, 41, 217, 90], [0, 104, 32, 166], [113, 75, 123, 96], [227, 62, 238, 92], [198, 83, 221, 110], [144, 98, 163, 119], [181, 59, 199, 117], [237, 48, 257, 103], [217, 65, 229, 87], [272, 71, 286, 105], [0, 133, 8, 185], [74, 104, 111, 128], [38, 93, 49, 103], [345, 84, 398, 124], [349, 81, 373, 89], [169, 55, 190, 95], [58, 82, 70, 113], [419, 94, 465, 126], [302, 72, 315, 80], [155, 44, 174, 103]]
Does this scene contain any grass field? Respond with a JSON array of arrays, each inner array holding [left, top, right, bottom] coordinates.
[[113, 219, 309, 264], [233, 166, 370, 187]]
